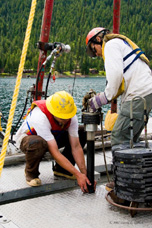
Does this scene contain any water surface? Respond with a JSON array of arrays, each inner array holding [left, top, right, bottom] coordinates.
[[0, 77, 110, 130]]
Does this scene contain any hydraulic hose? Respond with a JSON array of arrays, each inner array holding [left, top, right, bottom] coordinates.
[[36, 48, 58, 100], [45, 55, 57, 99], [45, 72, 51, 99], [35, 63, 45, 100], [0, 132, 16, 148], [1, 114, 16, 133], [11, 93, 29, 140]]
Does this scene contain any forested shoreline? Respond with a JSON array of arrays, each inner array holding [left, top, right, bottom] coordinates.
[[0, 0, 152, 75]]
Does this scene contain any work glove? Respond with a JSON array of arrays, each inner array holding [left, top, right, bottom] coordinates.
[[88, 92, 108, 112], [82, 89, 96, 111]]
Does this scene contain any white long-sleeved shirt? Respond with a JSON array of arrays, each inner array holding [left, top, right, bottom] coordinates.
[[15, 107, 78, 148], [104, 38, 152, 103]]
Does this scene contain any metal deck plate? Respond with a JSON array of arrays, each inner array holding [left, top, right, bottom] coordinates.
[[0, 185, 152, 228], [0, 152, 112, 204], [0, 152, 112, 192], [1, 151, 151, 227]]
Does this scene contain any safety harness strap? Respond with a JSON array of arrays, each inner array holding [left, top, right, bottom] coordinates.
[[123, 49, 144, 73], [123, 48, 141, 61], [26, 111, 35, 135], [26, 119, 34, 135]]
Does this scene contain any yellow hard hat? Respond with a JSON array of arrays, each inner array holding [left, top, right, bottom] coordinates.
[[46, 91, 77, 119]]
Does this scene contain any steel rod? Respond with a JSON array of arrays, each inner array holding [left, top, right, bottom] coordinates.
[[87, 139, 95, 193]]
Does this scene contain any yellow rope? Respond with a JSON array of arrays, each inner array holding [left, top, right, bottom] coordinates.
[[0, 113, 3, 132], [0, 0, 37, 176]]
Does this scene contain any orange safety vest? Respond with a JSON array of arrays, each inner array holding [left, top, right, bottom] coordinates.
[[26, 100, 71, 138]]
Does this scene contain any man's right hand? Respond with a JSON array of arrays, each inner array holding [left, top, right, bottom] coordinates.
[[76, 173, 91, 193], [76, 173, 96, 193], [82, 89, 96, 112]]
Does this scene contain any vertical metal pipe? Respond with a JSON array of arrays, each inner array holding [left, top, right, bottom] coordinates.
[[35, 0, 54, 100], [113, 0, 121, 34], [87, 139, 95, 193], [82, 112, 100, 193], [111, 0, 121, 113]]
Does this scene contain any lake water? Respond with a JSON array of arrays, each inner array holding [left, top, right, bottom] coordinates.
[[0, 77, 111, 130]]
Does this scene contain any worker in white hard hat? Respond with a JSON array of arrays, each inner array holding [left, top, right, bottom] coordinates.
[[15, 91, 96, 193]]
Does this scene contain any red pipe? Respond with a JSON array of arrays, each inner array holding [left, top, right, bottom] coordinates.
[[35, 0, 54, 100], [113, 0, 120, 34], [111, 0, 121, 113]]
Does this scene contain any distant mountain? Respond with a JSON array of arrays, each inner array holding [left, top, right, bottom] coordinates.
[[0, 0, 152, 74]]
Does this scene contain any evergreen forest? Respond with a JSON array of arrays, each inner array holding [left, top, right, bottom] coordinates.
[[0, 0, 152, 75]]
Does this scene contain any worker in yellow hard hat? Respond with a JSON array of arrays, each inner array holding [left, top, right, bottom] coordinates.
[[15, 91, 95, 192]]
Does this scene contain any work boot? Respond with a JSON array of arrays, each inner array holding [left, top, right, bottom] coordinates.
[[52, 162, 76, 180], [105, 181, 115, 191], [25, 171, 41, 187]]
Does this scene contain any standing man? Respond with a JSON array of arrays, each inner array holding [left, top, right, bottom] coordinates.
[[85, 27, 152, 189], [15, 91, 94, 193], [85, 27, 152, 146]]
